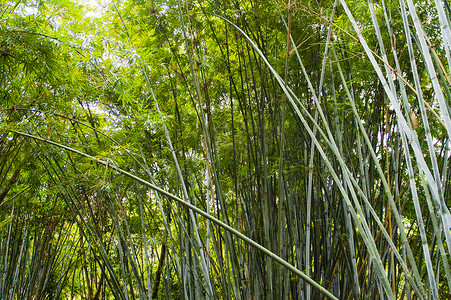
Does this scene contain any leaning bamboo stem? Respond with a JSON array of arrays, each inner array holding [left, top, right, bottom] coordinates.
[[10, 130, 339, 300]]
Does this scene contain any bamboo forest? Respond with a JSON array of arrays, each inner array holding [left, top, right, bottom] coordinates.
[[3, 0, 451, 299]]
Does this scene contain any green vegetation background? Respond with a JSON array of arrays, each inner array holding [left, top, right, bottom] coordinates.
[[1, 0, 451, 299]]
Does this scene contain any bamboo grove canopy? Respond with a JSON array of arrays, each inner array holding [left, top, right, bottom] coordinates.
[[1, 0, 451, 299]]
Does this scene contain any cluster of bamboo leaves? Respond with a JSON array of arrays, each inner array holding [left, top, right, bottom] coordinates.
[[1, 0, 451, 299]]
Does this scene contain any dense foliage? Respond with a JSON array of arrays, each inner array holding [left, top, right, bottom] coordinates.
[[1, 0, 451, 299]]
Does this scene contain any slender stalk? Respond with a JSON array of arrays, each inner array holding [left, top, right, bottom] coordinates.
[[11, 130, 339, 300]]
